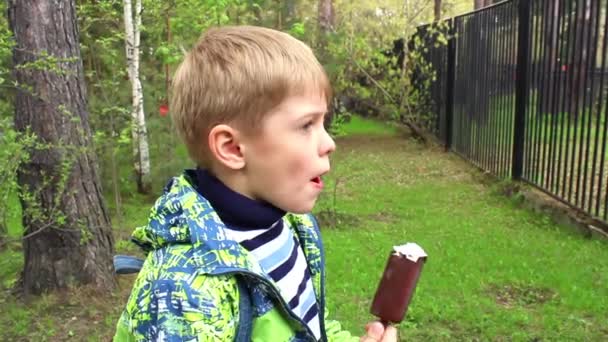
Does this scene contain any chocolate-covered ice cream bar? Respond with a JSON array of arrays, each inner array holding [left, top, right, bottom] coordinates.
[[370, 243, 427, 323]]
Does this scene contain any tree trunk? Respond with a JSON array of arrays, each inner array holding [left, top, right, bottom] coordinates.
[[434, 0, 441, 22], [123, 0, 151, 194], [318, 0, 335, 34], [317, 0, 335, 125], [283, 0, 297, 29], [7, 0, 116, 295], [275, 0, 283, 30], [317, 0, 335, 62]]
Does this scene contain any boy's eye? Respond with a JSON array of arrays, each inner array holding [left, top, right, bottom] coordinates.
[[301, 121, 314, 131]]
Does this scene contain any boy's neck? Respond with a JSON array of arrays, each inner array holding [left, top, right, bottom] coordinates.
[[208, 165, 253, 200], [194, 168, 285, 229]]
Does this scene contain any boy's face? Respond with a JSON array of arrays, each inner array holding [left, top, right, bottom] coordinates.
[[240, 91, 335, 213]]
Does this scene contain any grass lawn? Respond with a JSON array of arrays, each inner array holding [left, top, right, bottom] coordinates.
[[0, 116, 607, 341]]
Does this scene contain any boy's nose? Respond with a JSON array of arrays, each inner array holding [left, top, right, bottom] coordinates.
[[320, 127, 336, 156]]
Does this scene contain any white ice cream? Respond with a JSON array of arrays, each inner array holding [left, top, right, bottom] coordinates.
[[393, 242, 427, 262]]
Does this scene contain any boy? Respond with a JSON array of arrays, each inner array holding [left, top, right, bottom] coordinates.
[[114, 26, 397, 342]]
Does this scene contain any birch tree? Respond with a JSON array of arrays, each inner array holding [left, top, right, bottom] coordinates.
[[123, 0, 151, 194]]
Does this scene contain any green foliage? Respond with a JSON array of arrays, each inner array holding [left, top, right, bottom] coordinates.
[[12, 130, 97, 245], [0, 1, 14, 121], [14, 51, 78, 75], [404, 20, 452, 128], [141, 0, 250, 65], [0, 118, 36, 241], [311, 1, 451, 130], [77, 0, 136, 203], [74, 0, 326, 203], [0, 120, 90, 246], [287, 22, 306, 40], [72, 0, 460, 205], [0, 1, 12, 89]]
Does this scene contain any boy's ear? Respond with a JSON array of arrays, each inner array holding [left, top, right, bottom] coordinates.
[[208, 124, 245, 170]]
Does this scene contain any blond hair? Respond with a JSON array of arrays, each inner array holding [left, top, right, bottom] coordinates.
[[170, 25, 332, 167]]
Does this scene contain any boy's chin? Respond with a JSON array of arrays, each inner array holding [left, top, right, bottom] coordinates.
[[290, 208, 312, 214], [281, 201, 316, 214]]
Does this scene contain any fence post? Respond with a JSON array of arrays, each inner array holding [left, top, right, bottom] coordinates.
[[512, 0, 532, 180], [445, 18, 456, 151]]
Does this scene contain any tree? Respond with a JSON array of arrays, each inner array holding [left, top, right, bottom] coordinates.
[[282, 0, 298, 29], [317, 0, 335, 62], [318, 0, 335, 36], [124, 0, 152, 194], [7, 0, 115, 295], [435, 0, 442, 21]]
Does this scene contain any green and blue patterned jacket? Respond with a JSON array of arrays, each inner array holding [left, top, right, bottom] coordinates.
[[114, 173, 357, 341]]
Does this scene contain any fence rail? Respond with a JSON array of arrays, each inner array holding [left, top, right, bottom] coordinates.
[[416, 0, 608, 223]]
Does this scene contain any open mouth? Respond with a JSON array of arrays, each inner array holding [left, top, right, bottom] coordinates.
[[311, 176, 323, 186]]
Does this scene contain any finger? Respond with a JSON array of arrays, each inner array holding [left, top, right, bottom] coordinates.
[[380, 325, 398, 342], [360, 332, 379, 342], [360, 321, 384, 342], [359, 336, 373, 342]]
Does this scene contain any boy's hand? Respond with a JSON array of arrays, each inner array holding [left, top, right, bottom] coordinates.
[[360, 321, 398, 342]]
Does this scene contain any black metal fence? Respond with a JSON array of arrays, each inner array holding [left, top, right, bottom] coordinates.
[[416, 0, 608, 222]]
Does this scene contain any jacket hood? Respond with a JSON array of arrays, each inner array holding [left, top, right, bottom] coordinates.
[[130, 172, 263, 275], [131, 172, 204, 251]]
